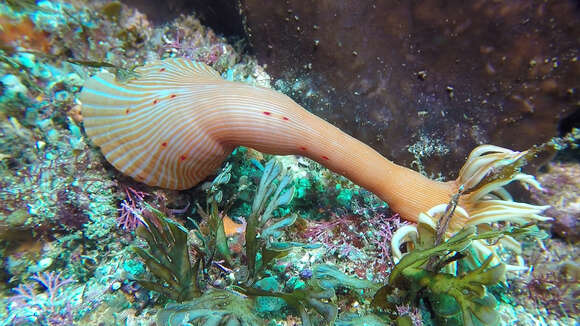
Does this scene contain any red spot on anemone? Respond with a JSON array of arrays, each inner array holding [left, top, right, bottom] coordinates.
[[153, 99, 159, 105], [263, 111, 271, 116], [170, 94, 177, 98], [322, 155, 330, 160], [282, 116, 290, 121], [161, 142, 168, 147]]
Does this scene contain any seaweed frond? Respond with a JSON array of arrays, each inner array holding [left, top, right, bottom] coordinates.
[[239, 282, 338, 326], [132, 207, 202, 302], [157, 288, 263, 326], [233, 159, 337, 324], [373, 218, 536, 325], [196, 200, 233, 266], [245, 159, 295, 284]]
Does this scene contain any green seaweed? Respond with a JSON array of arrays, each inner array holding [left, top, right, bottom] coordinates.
[[196, 200, 233, 266], [313, 264, 378, 293], [157, 289, 263, 326], [132, 207, 202, 302], [134, 159, 337, 324], [133, 196, 234, 302], [237, 159, 338, 325], [245, 159, 295, 284], [371, 188, 542, 325], [335, 313, 388, 326], [239, 281, 338, 326], [372, 221, 538, 325]]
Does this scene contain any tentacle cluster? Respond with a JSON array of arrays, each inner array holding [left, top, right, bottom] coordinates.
[[391, 145, 551, 272]]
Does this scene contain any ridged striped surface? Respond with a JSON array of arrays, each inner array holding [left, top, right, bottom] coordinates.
[[81, 59, 232, 189], [80, 58, 455, 221]]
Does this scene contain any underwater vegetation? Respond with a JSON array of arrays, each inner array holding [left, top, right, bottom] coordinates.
[[0, 1, 578, 325], [129, 152, 568, 325], [132, 159, 341, 325], [372, 192, 542, 326]]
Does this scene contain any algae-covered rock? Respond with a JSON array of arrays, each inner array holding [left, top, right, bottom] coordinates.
[[255, 276, 286, 314], [157, 289, 263, 326]]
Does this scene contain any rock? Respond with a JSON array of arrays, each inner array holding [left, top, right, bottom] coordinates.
[[531, 162, 580, 242], [239, 0, 579, 177]]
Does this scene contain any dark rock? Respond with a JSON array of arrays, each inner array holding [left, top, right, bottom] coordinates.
[[530, 162, 580, 242], [239, 0, 580, 177]]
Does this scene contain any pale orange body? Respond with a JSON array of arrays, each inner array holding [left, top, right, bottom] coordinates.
[[80, 59, 460, 223]]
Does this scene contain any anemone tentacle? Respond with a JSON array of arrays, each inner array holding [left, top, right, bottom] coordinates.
[[391, 144, 551, 272]]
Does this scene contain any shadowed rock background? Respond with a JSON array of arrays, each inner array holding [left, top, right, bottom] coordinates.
[[122, 0, 579, 178]]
